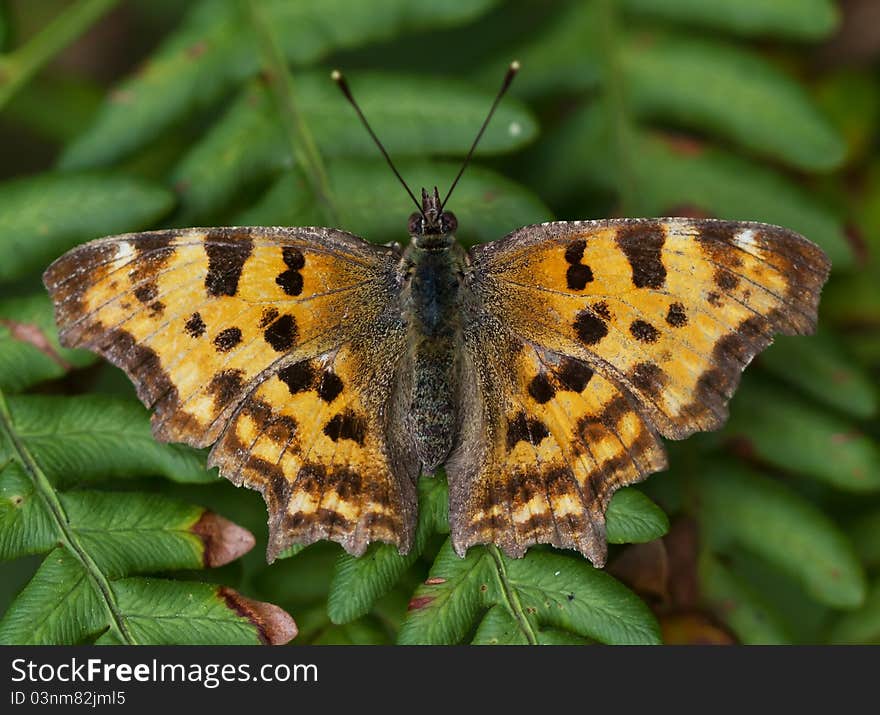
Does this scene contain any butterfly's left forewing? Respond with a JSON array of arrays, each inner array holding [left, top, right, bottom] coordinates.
[[455, 218, 830, 565], [44, 227, 418, 558]]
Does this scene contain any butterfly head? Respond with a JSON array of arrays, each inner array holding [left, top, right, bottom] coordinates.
[[409, 186, 458, 248]]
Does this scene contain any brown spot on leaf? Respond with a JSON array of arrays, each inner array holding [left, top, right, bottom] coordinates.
[[191, 511, 255, 567], [218, 587, 297, 645], [408, 596, 435, 611], [0, 318, 71, 369]]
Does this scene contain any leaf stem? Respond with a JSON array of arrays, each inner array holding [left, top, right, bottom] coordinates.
[[0, 389, 134, 644], [242, 0, 339, 225], [597, 0, 638, 213], [0, 0, 120, 110], [487, 546, 539, 645]]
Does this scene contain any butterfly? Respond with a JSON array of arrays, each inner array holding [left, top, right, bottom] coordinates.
[[43, 63, 830, 567]]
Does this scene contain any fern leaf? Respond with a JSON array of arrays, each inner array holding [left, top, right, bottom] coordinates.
[[0, 390, 293, 645]]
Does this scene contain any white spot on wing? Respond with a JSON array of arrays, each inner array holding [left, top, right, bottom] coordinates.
[[508, 121, 522, 138], [113, 240, 135, 269], [734, 228, 759, 252]]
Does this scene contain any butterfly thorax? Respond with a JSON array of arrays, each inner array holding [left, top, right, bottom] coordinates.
[[400, 190, 465, 473]]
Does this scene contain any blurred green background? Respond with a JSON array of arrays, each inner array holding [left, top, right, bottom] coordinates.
[[0, 0, 878, 645]]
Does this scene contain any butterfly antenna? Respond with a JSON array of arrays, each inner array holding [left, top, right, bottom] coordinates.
[[440, 60, 520, 211], [331, 69, 424, 216]]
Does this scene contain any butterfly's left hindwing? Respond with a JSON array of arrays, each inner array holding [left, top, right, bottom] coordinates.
[[454, 218, 830, 565], [44, 227, 418, 557]]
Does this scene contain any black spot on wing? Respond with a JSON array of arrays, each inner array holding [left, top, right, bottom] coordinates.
[[259, 307, 279, 328], [556, 357, 593, 393], [208, 369, 245, 408], [276, 270, 304, 296], [278, 361, 315, 395], [666, 303, 688, 327], [317, 371, 344, 403], [629, 362, 667, 399], [566, 264, 594, 291], [528, 373, 555, 404], [205, 234, 253, 297], [134, 283, 158, 304], [616, 223, 666, 289], [185, 312, 206, 338], [282, 246, 305, 270], [574, 310, 608, 345], [714, 268, 740, 291], [276, 246, 305, 296], [506, 412, 550, 451], [564, 239, 586, 264], [630, 319, 660, 343], [214, 327, 242, 352], [264, 314, 297, 352], [323, 410, 367, 445]]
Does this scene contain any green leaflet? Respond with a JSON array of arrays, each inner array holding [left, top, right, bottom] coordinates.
[[59, 0, 501, 169], [238, 159, 553, 246], [171, 73, 537, 220], [398, 540, 661, 645], [0, 293, 95, 393], [698, 553, 791, 645], [606, 488, 669, 544], [848, 510, 880, 571], [327, 475, 448, 625], [698, 464, 865, 609], [620, 34, 845, 171], [0, 386, 289, 645], [0, 548, 106, 645], [727, 380, 880, 492], [829, 579, 880, 645], [621, 0, 838, 40], [471, 605, 591, 645], [0, 173, 173, 283], [97, 579, 292, 645], [3, 569, 292, 646], [491, 3, 843, 171], [758, 332, 877, 419], [0, 394, 214, 486]]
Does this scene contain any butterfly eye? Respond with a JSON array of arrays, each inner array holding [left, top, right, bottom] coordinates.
[[440, 212, 458, 234], [408, 213, 423, 235]]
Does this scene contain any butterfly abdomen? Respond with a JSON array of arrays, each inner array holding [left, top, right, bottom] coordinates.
[[402, 244, 465, 472]]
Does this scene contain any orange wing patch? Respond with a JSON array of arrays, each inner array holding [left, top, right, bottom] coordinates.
[[210, 343, 417, 558], [449, 338, 666, 565], [471, 219, 830, 439], [44, 227, 417, 556], [459, 218, 830, 565]]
